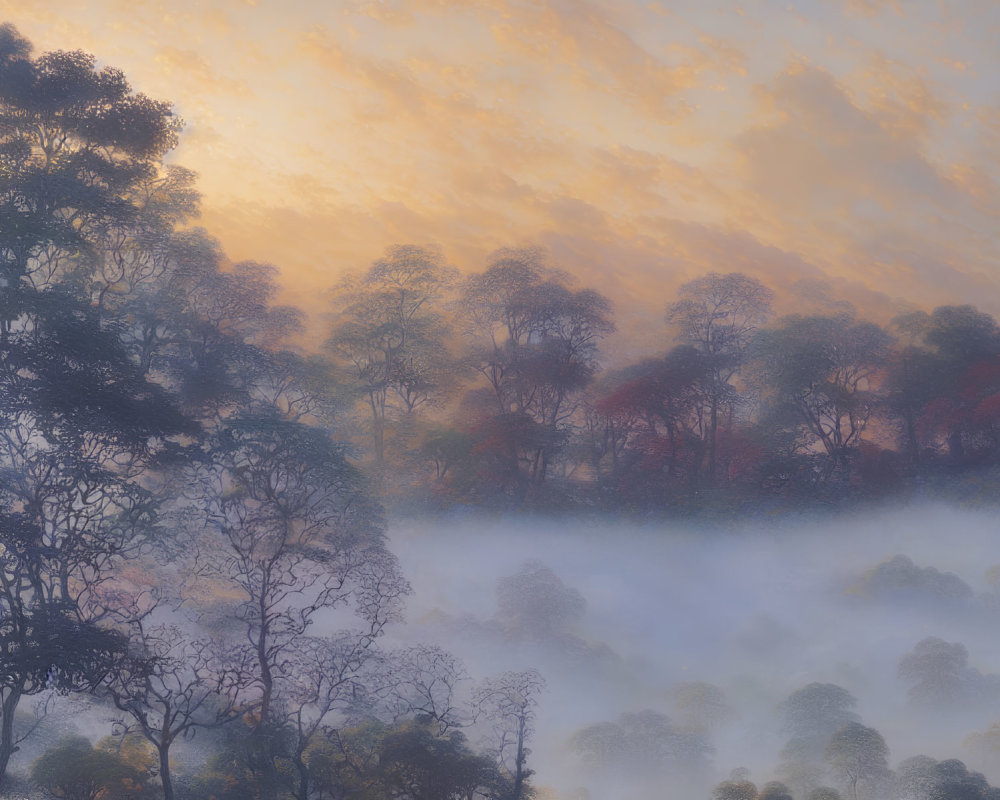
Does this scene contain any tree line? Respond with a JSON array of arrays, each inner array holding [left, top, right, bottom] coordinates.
[[327, 247, 1000, 514], [709, 681, 1000, 800]]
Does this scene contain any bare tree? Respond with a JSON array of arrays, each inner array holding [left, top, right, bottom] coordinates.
[[186, 409, 407, 800], [103, 618, 251, 800], [381, 645, 470, 734], [473, 669, 545, 800], [283, 632, 391, 800]]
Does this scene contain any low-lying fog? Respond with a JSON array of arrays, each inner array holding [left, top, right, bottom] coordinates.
[[384, 502, 1000, 799]]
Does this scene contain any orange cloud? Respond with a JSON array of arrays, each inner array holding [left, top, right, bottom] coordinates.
[[153, 45, 252, 96], [731, 62, 999, 314]]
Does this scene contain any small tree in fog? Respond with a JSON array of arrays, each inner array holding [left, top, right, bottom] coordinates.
[[777, 683, 859, 797], [825, 722, 890, 800], [671, 681, 733, 736], [495, 561, 586, 641], [895, 755, 1000, 800], [569, 709, 712, 777], [808, 788, 843, 800], [758, 781, 794, 800], [712, 778, 758, 800], [473, 669, 545, 800], [898, 636, 973, 709]]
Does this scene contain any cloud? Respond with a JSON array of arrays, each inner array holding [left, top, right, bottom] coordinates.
[[730, 62, 1000, 312], [153, 45, 252, 95], [11, 0, 1000, 348], [837, 0, 902, 17], [855, 53, 949, 141]]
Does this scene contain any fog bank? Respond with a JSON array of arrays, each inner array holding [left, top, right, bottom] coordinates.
[[386, 503, 1000, 798]]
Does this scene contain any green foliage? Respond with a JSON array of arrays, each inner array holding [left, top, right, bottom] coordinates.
[[32, 735, 152, 800], [712, 779, 758, 800], [380, 718, 506, 800], [758, 782, 794, 800], [808, 788, 843, 800], [895, 755, 1000, 800], [177, 722, 296, 800], [569, 709, 712, 775], [825, 722, 890, 800]]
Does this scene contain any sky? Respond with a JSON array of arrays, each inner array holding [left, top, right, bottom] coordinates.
[[4, 0, 999, 349]]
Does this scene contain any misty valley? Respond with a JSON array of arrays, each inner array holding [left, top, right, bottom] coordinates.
[[385, 510, 1000, 800], [9, 509, 1000, 800], [5, 15, 1000, 800]]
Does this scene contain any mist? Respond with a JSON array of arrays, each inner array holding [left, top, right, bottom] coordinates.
[[378, 502, 1000, 798]]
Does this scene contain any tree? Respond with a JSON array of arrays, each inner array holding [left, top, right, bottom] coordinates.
[[808, 789, 843, 800], [31, 735, 151, 800], [0, 26, 179, 297], [305, 719, 389, 800], [304, 716, 506, 800], [381, 645, 470, 734], [568, 708, 712, 777], [131, 239, 303, 416], [378, 718, 505, 800], [575, 376, 640, 493], [327, 244, 457, 467], [460, 248, 614, 488], [712, 778, 758, 800], [777, 683, 859, 798], [670, 681, 732, 736], [0, 29, 193, 781], [895, 755, 1000, 800], [887, 306, 1000, 464], [667, 272, 773, 481], [283, 632, 396, 800], [595, 348, 712, 497], [758, 782, 794, 800], [896, 637, 990, 710], [919, 356, 1000, 467], [751, 314, 892, 479], [185, 410, 407, 800], [473, 669, 545, 800], [494, 561, 585, 642], [824, 722, 890, 800], [0, 290, 190, 780], [102, 620, 251, 800]]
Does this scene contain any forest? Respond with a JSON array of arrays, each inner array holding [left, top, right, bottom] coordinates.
[[3, 20, 1000, 800]]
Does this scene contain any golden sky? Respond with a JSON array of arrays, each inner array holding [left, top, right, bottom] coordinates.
[[4, 0, 999, 351]]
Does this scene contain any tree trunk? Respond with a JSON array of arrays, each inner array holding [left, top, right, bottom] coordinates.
[[513, 721, 526, 800], [948, 427, 964, 463], [708, 393, 718, 484], [293, 753, 309, 800], [904, 409, 919, 465], [0, 689, 21, 783], [158, 743, 175, 800], [256, 613, 278, 800]]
